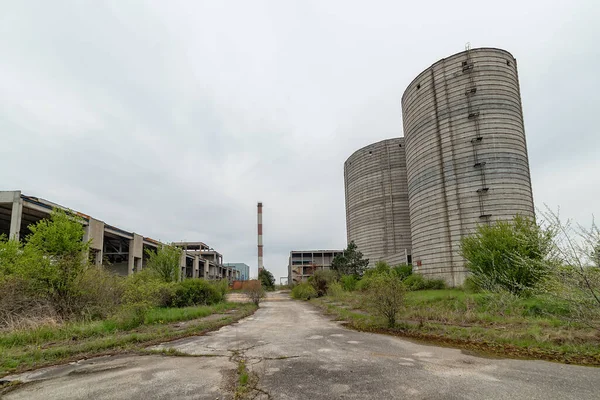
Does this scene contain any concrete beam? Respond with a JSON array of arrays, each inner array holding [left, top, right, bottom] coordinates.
[[0, 191, 19, 203]]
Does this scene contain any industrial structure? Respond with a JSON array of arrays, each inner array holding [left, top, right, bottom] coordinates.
[[257, 202, 264, 274], [224, 263, 250, 281], [344, 47, 535, 286], [288, 250, 343, 285], [344, 137, 412, 266], [0, 190, 237, 281]]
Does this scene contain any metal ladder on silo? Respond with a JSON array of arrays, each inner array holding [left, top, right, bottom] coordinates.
[[463, 45, 491, 222]]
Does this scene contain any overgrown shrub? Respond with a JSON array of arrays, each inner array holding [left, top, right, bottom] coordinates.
[[403, 274, 425, 290], [122, 270, 173, 309], [366, 272, 405, 327], [291, 282, 317, 300], [461, 215, 554, 295], [357, 261, 391, 291], [74, 267, 124, 319], [243, 280, 265, 305], [403, 274, 446, 291], [0, 276, 57, 330], [340, 275, 358, 291], [145, 244, 181, 283], [327, 281, 344, 297], [308, 269, 337, 297], [170, 279, 222, 307], [539, 208, 600, 331], [363, 261, 391, 278], [209, 279, 229, 303], [393, 264, 413, 280]]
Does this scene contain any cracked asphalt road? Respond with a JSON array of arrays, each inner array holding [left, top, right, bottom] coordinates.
[[4, 291, 600, 399]]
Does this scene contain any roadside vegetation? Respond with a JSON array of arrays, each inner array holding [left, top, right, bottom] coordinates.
[[258, 268, 276, 291], [294, 216, 600, 365], [0, 209, 257, 377]]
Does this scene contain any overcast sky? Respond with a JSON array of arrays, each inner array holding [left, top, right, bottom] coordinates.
[[1, 1, 599, 280]]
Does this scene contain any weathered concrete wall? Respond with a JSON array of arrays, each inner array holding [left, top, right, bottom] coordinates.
[[401, 47, 534, 286], [344, 138, 412, 266]]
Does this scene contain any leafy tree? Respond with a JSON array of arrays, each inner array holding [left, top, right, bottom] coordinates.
[[331, 241, 369, 277], [258, 268, 275, 290], [145, 244, 181, 283], [366, 272, 405, 327], [460, 215, 554, 296], [22, 209, 90, 315]]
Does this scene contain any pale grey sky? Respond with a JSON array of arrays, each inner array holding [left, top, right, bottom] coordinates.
[[1, 1, 599, 280]]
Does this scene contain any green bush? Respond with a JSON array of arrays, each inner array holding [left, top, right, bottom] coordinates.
[[122, 270, 173, 308], [340, 275, 358, 291], [291, 283, 317, 300], [327, 281, 344, 297], [356, 276, 374, 291], [403, 274, 446, 291], [308, 270, 337, 297], [114, 303, 148, 330], [145, 244, 181, 283], [423, 278, 446, 290], [362, 261, 391, 278], [170, 279, 223, 307], [74, 267, 124, 320], [461, 215, 554, 295], [393, 264, 413, 280], [403, 274, 425, 290], [209, 279, 229, 303], [365, 272, 405, 327]]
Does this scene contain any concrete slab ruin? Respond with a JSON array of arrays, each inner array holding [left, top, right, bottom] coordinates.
[[0, 190, 231, 281]]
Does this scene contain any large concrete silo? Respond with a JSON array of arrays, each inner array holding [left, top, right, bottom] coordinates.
[[401, 47, 534, 286], [344, 138, 412, 266]]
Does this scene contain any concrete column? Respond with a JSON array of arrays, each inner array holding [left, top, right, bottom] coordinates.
[[203, 259, 209, 279], [128, 233, 143, 275], [179, 251, 187, 281], [84, 217, 105, 266], [193, 255, 200, 279], [9, 191, 23, 241]]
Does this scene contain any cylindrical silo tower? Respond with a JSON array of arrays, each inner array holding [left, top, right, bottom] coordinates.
[[402, 47, 534, 286], [344, 138, 412, 266]]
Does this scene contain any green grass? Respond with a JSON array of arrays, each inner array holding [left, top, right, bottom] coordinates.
[[311, 289, 600, 365], [0, 302, 257, 377], [144, 302, 237, 324]]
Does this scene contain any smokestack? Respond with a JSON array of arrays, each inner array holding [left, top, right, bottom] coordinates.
[[257, 202, 264, 274]]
